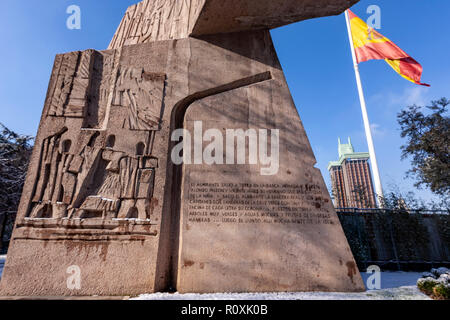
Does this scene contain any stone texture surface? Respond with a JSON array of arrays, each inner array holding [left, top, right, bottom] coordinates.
[[109, 0, 359, 49], [176, 31, 362, 293], [191, 0, 360, 36], [109, 0, 205, 49], [0, 0, 363, 296]]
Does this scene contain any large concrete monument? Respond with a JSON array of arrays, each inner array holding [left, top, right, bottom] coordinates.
[[0, 0, 364, 296]]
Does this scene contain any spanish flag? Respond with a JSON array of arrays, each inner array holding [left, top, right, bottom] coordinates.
[[348, 10, 429, 86]]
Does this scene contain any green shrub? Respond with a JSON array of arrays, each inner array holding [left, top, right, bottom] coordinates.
[[417, 278, 438, 296], [433, 284, 450, 300]]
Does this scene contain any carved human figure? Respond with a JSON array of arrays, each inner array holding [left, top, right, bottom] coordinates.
[[30, 129, 74, 219]]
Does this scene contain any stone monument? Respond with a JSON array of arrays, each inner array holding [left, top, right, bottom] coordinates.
[[0, 0, 364, 296]]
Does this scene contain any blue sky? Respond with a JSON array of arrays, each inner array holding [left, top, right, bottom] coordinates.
[[0, 0, 448, 201]]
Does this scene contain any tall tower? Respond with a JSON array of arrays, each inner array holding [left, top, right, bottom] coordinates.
[[328, 138, 377, 209]]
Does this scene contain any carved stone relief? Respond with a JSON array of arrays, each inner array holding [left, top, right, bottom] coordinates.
[[109, 0, 205, 49], [28, 57, 165, 224], [112, 67, 165, 131], [47, 50, 94, 118]]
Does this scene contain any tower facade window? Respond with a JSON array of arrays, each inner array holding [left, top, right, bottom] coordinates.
[[328, 137, 377, 209]]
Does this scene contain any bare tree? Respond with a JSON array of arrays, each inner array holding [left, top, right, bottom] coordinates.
[[0, 124, 33, 253]]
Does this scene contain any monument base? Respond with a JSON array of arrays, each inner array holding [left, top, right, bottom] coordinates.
[[0, 30, 364, 296]]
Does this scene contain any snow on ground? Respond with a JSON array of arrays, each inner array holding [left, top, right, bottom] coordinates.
[[0, 259, 429, 300], [133, 286, 430, 300], [133, 272, 429, 300], [133, 272, 430, 300]]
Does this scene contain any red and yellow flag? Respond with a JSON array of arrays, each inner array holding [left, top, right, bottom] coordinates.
[[348, 9, 429, 86]]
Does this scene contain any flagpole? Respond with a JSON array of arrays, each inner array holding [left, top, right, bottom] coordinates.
[[345, 10, 384, 207]]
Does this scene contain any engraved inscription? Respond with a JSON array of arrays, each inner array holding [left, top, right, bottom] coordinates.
[[186, 183, 333, 225]]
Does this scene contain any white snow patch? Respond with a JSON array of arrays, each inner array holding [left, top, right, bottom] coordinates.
[[133, 272, 429, 300], [85, 195, 116, 202], [0, 262, 432, 300], [132, 286, 430, 300]]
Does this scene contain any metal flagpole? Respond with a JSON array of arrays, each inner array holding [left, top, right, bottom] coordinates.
[[345, 10, 384, 206]]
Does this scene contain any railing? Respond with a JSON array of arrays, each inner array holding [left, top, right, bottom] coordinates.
[[336, 208, 450, 271]]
